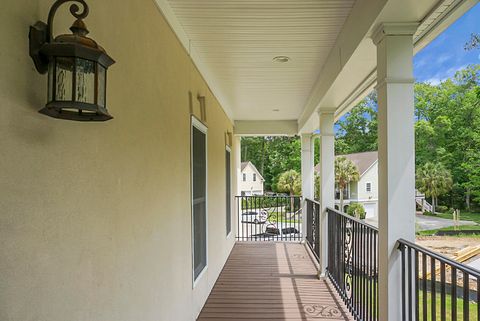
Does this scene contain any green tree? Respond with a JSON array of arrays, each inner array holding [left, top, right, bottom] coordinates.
[[465, 33, 480, 51], [277, 170, 301, 213], [335, 156, 360, 211], [242, 136, 301, 191], [416, 162, 453, 214], [335, 92, 378, 155]]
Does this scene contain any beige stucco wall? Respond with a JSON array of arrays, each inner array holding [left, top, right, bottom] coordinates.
[[0, 1, 236, 320]]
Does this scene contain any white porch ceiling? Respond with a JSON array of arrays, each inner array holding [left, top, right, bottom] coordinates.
[[164, 0, 356, 121]]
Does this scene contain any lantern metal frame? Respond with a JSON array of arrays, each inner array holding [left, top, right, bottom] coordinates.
[[29, 0, 115, 121]]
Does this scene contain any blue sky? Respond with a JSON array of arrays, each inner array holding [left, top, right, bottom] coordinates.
[[414, 3, 480, 84]]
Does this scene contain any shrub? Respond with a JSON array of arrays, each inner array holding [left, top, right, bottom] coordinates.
[[437, 205, 449, 213], [347, 203, 366, 219]]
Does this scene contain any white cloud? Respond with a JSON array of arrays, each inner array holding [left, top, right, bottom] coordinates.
[[425, 78, 442, 85], [420, 64, 468, 85], [436, 54, 452, 64]]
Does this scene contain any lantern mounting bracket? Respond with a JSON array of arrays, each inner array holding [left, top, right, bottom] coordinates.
[[29, 0, 89, 74]]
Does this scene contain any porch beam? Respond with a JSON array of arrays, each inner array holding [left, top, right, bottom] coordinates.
[[234, 120, 298, 136], [318, 111, 335, 277], [373, 22, 417, 321]]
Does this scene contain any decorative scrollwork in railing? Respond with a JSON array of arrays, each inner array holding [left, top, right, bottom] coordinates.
[[344, 218, 353, 300], [326, 207, 379, 321], [303, 304, 342, 318]]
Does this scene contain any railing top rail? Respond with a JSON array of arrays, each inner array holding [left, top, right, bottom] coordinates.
[[397, 238, 480, 277], [326, 207, 379, 232], [305, 198, 320, 205]]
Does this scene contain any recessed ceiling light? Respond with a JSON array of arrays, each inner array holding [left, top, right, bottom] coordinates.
[[272, 109, 280, 112], [272, 56, 290, 63]]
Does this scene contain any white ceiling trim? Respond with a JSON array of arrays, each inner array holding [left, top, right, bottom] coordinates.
[[153, 0, 235, 121]]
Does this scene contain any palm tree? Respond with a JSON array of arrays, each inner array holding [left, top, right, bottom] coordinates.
[[277, 170, 301, 213], [416, 162, 452, 214], [335, 156, 360, 212]]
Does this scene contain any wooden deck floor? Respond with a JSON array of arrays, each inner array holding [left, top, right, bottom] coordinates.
[[197, 242, 353, 321]]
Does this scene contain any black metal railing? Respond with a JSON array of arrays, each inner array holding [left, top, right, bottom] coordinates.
[[398, 238, 480, 321], [327, 207, 379, 321], [236, 195, 302, 242], [305, 198, 320, 259]]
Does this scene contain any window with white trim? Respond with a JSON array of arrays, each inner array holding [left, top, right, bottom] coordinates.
[[253, 173, 256, 182], [366, 182, 372, 192], [191, 117, 207, 281], [226, 147, 231, 236]]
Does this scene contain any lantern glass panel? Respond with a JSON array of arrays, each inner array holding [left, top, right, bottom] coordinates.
[[47, 61, 54, 102], [75, 58, 95, 104], [55, 57, 73, 101], [97, 64, 106, 107]]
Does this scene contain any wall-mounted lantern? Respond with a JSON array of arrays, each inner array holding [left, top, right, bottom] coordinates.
[[29, 0, 115, 121]]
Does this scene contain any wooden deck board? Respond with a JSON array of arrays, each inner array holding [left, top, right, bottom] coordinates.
[[197, 242, 353, 320]]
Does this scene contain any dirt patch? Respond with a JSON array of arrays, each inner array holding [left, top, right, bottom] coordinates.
[[416, 236, 480, 257]]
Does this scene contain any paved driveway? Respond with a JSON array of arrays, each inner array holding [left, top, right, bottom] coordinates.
[[415, 214, 477, 231]]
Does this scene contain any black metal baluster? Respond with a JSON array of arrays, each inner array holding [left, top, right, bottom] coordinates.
[[477, 278, 479, 321], [440, 263, 446, 321], [431, 258, 436, 321], [368, 229, 374, 321], [463, 272, 469, 321], [408, 247, 413, 321], [362, 224, 366, 321], [452, 267, 457, 321], [355, 221, 359, 317], [374, 231, 378, 320], [415, 250, 420, 321], [422, 253, 427, 321], [401, 244, 406, 321]]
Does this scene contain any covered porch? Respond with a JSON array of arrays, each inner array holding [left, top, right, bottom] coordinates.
[[1, 0, 479, 320], [198, 242, 353, 321]]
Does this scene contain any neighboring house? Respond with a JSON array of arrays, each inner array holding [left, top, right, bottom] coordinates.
[[239, 161, 265, 196], [316, 151, 378, 219]]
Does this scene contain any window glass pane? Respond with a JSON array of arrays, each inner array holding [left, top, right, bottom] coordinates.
[[55, 57, 73, 101], [226, 149, 231, 235], [97, 65, 106, 107], [48, 62, 54, 102], [192, 125, 207, 280], [75, 58, 95, 104]]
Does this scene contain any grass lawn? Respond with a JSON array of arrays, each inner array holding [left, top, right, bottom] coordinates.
[[419, 291, 478, 321], [267, 212, 299, 223], [417, 224, 480, 237]]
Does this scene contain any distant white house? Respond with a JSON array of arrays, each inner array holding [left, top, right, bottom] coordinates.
[[239, 161, 265, 196], [316, 151, 378, 219]]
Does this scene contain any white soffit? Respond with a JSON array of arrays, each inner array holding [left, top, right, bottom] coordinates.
[[156, 0, 356, 121]]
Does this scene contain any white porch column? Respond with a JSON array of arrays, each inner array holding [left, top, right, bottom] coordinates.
[[318, 111, 335, 277], [373, 23, 417, 321], [234, 135, 242, 237], [301, 134, 314, 199], [301, 134, 314, 242]]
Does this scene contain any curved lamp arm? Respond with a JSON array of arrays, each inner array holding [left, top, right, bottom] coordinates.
[[46, 0, 89, 42]]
